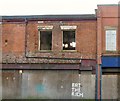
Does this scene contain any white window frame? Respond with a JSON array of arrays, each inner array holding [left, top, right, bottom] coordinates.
[[60, 26, 77, 30], [105, 28, 117, 51]]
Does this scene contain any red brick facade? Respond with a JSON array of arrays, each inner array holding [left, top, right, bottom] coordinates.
[[2, 19, 97, 65], [97, 5, 119, 64], [2, 4, 119, 70]]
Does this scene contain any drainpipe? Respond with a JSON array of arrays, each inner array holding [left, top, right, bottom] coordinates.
[[25, 18, 28, 57], [96, 63, 102, 101], [95, 64, 98, 101], [100, 64, 102, 100]]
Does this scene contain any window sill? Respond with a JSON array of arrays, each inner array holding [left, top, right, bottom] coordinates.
[[102, 50, 120, 55], [61, 50, 77, 53], [103, 50, 118, 53], [35, 50, 78, 53], [35, 50, 53, 53]]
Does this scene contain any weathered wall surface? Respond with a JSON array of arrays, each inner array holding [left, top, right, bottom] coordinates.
[[26, 21, 97, 59], [2, 23, 25, 54], [97, 5, 119, 58], [2, 70, 21, 99], [2, 20, 97, 64], [102, 74, 120, 99], [118, 74, 120, 100], [2, 69, 95, 99]]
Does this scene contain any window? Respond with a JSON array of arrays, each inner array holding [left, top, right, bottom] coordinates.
[[63, 31, 76, 50], [106, 29, 116, 51], [38, 26, 53, 50], [60, 26, 77, 50], [39, 31, 52, 50]]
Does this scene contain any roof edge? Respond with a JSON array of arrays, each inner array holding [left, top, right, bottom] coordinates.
[[97, 4, 118, 6], [2, 14, 97, 21]]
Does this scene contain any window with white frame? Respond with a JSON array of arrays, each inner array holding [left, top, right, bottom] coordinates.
[[106, 29, 116, 51]]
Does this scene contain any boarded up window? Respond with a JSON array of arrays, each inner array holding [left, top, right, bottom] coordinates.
[[63, 31, 76, 50], [106, 29, 116, 51], [39, 31, 52, 50]]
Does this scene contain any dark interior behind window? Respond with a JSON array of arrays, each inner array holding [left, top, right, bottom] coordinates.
[[63, 31, 76, 50], [40, 31, 52, 50]]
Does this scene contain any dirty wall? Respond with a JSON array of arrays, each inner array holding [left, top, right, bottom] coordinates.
[[2, 68, 120, 99], [102, 74, 120, 99], [2, 69, 95, 99]]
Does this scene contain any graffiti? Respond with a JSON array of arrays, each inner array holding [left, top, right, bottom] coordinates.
[[71, 83, 83, 97], [35, 84, 45, 93]]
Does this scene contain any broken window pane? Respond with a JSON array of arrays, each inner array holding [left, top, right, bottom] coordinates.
[[40, 31, 52, 50], [63, 31, 76, 50]]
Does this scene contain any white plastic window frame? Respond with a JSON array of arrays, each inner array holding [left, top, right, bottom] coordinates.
[[105, 28, 117, 51]]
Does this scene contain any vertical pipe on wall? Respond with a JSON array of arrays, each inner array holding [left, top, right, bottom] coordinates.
[[95, 64, 98, 101], [100, 64, 102, 101], [25, 18, 28, 57], [96, 64, 102, 101], [118, 2, 120, 100], [0, 16, 2, 101], [97, 5, 102, 100]]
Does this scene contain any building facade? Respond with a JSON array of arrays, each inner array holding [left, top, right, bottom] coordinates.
[[1, 4, 120, 99], [2, 15, 97, 99], [97, 4, 120, 99]]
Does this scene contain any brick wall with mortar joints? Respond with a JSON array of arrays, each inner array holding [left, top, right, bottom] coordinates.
[[97, 5, 119, 56], [2, 20, 97, 64]]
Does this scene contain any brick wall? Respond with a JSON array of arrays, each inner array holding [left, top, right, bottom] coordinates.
[[97, 5, 119, 56], [2, 20, 97, 64]]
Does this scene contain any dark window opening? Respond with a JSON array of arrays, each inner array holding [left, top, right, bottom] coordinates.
[[40, 31, 52, 50], [63, 31, 76, 50]]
